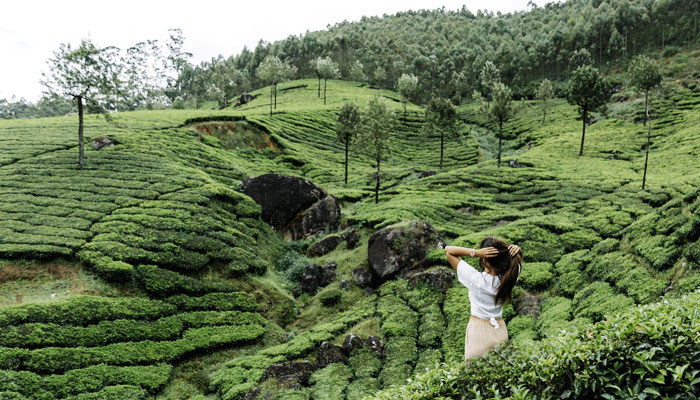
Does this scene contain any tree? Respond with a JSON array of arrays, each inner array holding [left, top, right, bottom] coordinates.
[[479, 61, 501, 104], [336, 102, 362, 185], [257, 56, 297, 116], [536, 79, 554, 123], [317, 57, 340, 105], [422, 97, 459, 169], [567, 65, 611, 156], [349, 60, 367, 101], [41, 39, 123, 168], [310, 58, 322, 97], [397, 73, 418, 122], [208, 59, 246, 109], [489, 83, 516, 167], [569, 48, 593, 71], [373, 66, 387, 86], [628, 55, 662, 189], [358, 96, 396, 204]]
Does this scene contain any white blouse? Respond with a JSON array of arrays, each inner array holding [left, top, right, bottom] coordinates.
[[457, 259, 519, 329]]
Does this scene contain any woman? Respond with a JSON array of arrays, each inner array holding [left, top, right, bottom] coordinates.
[[445, 236, 522, 360]]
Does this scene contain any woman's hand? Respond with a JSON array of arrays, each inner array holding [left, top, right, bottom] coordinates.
[[508, 244, 521, 257], [476, 247, 499, 258]]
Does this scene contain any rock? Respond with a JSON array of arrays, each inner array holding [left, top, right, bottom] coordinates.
[[316, 341, 346, 368], [508, 159, 525, 168], [320, 262, 337, 287], [286, 195, 341, 240], [456, 206, 478, 216], [307, 235, 342, 258], [366, 335, 385, 357], [367, 220, 445, 280], [352, 266, 377, 288], [340, 280, 350, 289], [261, 361, 315, 386], [241, 174, 326, 230], [299, 264, 321, 295], [343, 229, 360, 249], [408, 268, 455, 293], [240, 93, 254, 104], [242, 387, 260, 400], [342, 333, 364, 354], [418, 170, 436, 178], [91, 136, 114, 150], [516, 293, 542, 317]]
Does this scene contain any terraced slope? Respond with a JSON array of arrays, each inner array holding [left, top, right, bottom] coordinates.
[[0, 75, 699, 399]]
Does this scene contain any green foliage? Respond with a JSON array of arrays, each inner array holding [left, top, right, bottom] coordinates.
[[519, 262, 553, 290], [572, 281, 634, 321], [422, 97, 459, 168], [442, 288, 470, 362], [629, 55, 663, 93], [507, 314, 536, 341], [309, 363, 352, 400], [535, 79, 554, 123], [318, 288, 342, 306], [369, 291, 700, 400]]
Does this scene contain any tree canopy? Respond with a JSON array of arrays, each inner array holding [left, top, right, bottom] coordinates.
[[567, 65, 611, 156]]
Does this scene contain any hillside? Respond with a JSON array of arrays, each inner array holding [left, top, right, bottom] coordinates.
[[1, 61, 699, 400]]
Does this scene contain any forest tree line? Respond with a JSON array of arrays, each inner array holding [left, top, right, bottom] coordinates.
[[2, 0, 698, 118]]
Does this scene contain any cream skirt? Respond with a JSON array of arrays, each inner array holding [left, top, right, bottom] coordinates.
[[464, 315, 508, 360]]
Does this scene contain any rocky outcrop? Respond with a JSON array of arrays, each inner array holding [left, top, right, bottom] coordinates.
[[91, 136, 114, 150], [343, 229, 360, 249], [307, 235, 342, 258], [516, 293, 542, 317], [352, 266, 378, 288], [240, 174, 340, 240], [366, 335, 385, 357], [316, 341, 346, 368], [408, 268, 455, 293], [287, 196, 341, 240], [319, 262, 337, 287], [418, 170, 436, 178], [299, 264, 321, 295], [342, 333, 364, 354], [367, 220, 445, 280], [261, 361, 315, 386]]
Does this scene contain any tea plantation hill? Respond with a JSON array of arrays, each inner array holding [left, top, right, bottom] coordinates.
[[0, 59, 699, 399]]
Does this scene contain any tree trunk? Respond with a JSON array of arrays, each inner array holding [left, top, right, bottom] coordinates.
[[274, 84, 277, 110], [77, 95, 84, 169], [643, 90, 648, 126], [642, 101, 652, 189], [497, 121, 503, 167], [196, 97, 200, 110], [375, 158, 380, 204], [323, 79, 327, 105], [542, 101, 547, 124], [269, 85, 273, 116], [318, 76, 321, 97], [440, 131, 444, 169], [661, 26, 665, 50], [344, 138, 349, 185], [579, 108, 587, 157], [403, 100, 407, 123]]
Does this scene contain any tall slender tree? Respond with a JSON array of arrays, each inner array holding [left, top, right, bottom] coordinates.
[[336, 102, 362, 185], [567, 65, 610, 156], [349, 60, 367, 101], [317, 57, 340, 105], [397, 73, 418, 122], [422, 97, 459, 169], [358, 96, 396, 204], [628, 55, 662, 189], [41, 39, 123, 168], [489, 83, 516, 167], [536, 79, 554, 123], [257, 56, 297, 116]]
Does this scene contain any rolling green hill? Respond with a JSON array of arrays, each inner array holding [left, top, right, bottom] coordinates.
[[0, 63, 699, 400]]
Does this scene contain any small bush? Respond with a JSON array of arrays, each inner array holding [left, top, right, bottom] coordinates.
[[519, 262, 553, 289]]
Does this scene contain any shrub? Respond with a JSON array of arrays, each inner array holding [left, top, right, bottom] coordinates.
[[507, 314, 536, 341], [616, 267, 667, 303], [414, 348, 442, 375], [318, 288, 342, 306], [442, 288, 470, 361], [369, 291, 700, 400], [556, 270, 585, 297], [519, 262, 553, 289], [346, 377, 380, 400], [417, 304, 446, 347], [585, 251, 636, 282], [348, 348, 381, 378], [536, 296, 572, 338], [308, 364, 352, 400], [377, 295, 417, 338], [135, 265, 236, 296], [164, 292, 257, 312], [559, 229, 601, 252], [572, 281, 633, 321]]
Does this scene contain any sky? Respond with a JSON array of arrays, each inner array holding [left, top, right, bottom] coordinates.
[[1, 0, 555, 102]]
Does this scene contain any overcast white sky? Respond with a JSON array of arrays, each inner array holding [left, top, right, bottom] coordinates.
[[1, 0, 553, 101]]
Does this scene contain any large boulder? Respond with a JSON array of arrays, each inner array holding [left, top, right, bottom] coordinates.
[[241, 173, 325, 229], [316, 341, 346, 368], [366, 335, 385, 357], [307, 235, 342, 258], [342, 333, 364, 354], [299, 264, 322, 295], [286, 195, 341, 240], [240, 173, 340, 240], [261, 361, 315, 386], [408, 268, 455, 293], [343, 229, 360, 249], [367, 220, 445, 279], [320, 262, 337, 287], [91, 136, 114, 150], [352, 266, 378, 288]]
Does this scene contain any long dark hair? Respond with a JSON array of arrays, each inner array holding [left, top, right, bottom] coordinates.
[[479, 236, 522, 305]]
